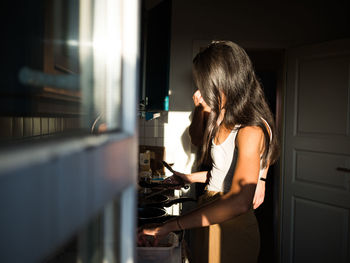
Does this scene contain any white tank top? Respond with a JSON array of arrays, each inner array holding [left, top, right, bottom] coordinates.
[[206, 120, 272, 193]]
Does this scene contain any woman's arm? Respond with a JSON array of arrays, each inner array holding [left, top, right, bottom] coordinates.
[[176, 170, 208, 184], [252, 117, 273, 209], [141, 126, 265, 236], [253, 167, 269, 209], [189, 106, 206, 147], [189, 90, 210, 147], [163, 170, 208, 185]]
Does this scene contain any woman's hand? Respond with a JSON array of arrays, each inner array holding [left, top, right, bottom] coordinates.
[[137, 223, 171, 247], [162, 169, 190, 187], [161, 175, 184, 189], [193, 90, 211, 112], [253, 179, 265, 209]]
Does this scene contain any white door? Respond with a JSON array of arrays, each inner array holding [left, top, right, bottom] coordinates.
[[281, 39, 350, 263]]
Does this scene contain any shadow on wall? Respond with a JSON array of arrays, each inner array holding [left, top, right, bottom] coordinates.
[[180, 126, 197, 169]]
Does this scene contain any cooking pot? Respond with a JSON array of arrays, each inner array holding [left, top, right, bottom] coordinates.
[[138, 206, 167, 220], [139, 194, 195, 208], [138, 180, 188, 189], [138, 206, 176, 226]]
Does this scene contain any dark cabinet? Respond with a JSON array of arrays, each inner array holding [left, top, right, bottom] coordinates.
[[2, 0, 81, 117], [140, 0, 172, 111]]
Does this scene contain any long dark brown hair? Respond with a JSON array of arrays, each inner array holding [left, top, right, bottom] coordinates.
[[192, 41, 279, 168]]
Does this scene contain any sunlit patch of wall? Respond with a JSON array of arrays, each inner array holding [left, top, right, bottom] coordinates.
[[138, 111, 196, 175]]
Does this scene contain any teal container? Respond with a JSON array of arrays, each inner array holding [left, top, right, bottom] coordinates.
[[164, 96, 169, 111]]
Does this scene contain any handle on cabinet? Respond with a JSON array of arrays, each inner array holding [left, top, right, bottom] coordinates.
[[336, 167, 350, 173]]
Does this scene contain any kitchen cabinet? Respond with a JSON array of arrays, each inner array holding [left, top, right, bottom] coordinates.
[[2, 0, 81, 117], [140, 0, 172, 111]]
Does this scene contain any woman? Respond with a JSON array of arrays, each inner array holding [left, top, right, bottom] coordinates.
[[189, 89, 267, 209], [139, 41, 279, 263]]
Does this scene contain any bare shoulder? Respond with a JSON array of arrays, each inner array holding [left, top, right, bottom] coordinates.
[[236, 126, 265, 154], [237, 126, 264, 141]]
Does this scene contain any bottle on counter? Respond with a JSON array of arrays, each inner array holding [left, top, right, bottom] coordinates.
[[139, 150, 152, 182]]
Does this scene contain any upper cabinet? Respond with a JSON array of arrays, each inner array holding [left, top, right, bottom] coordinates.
[[140, 0, 172, 111], [2, 0, 81, 117]]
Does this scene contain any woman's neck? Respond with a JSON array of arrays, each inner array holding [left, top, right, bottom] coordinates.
[[214, 124, 231, 145]]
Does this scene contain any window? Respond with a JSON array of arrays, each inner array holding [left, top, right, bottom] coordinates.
[[0, 1, 139, 262], [1, 0, 137, 143]]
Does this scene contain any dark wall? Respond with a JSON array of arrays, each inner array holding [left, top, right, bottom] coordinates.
[[169, 0, 350, 111]]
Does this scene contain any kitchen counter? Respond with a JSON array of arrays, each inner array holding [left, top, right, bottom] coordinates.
[[137, 181, 188, 262]]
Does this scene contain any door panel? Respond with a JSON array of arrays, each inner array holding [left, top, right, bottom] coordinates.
[[282, 39, 350, 263], [293, 197, 349, 263], [295, 150, 350, 191], [296, 55, 350, 135]]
